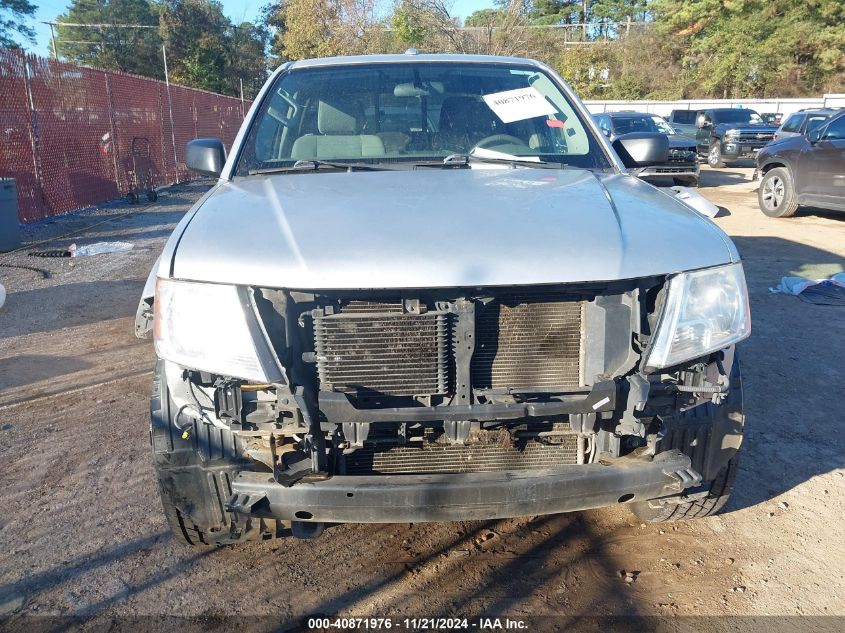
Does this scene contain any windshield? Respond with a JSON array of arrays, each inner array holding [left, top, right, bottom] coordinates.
[[711, 110, 764, 125], [235, 62, 612, 175], [612, 114, 676, 135]]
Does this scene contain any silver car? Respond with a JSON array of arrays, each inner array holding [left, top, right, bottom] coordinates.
[[137, 54, 750, 545]]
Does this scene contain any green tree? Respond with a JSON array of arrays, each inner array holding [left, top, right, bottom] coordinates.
[[161, 0, 268, 96], [653, 0, 845, 97], [228, 21, 269, 98], [391, 0, 433, 48], [268, 0, 381, 60], [464, 8, 506, 27], [56, 0, 163, 78], [160, 0, 230, 88], [529, 0, 581, 25], [0, 0, 36, 47]]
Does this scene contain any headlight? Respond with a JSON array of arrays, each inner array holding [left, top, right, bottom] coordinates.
[[645, 263, 751, 370], [154, 278, 279, 382], [725, 129, 740, 140]]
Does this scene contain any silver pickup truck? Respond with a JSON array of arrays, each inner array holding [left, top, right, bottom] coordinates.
[[137, 53, 750, 545]]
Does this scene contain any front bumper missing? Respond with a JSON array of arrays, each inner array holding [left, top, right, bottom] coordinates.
[[228, 450, 700, 523]]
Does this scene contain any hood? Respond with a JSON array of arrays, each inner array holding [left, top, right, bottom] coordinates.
[[170, 168, 736, 289]]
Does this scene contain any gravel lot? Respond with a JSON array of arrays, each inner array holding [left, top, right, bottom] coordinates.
[[0, 168, 843, 632]]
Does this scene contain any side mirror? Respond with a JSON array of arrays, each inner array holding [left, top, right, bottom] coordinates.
[[696, 114, 710, 128], [186, 138, 226, 177], [808, 129, 822, 143], [612, 132, 670, 168], [601, 128, 612, 138]]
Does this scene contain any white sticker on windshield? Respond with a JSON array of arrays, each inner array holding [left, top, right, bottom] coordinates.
[[482, 87, 557, 123]]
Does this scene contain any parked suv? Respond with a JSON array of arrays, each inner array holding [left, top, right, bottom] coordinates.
[[756, 110, 845, 217], [137, 54, 750, 545], [594, 111, 700, 186], [774, 108, 840, 141], [695, 108, 778, 167]]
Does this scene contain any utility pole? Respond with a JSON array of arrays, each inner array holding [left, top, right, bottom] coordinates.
[[239, 78, 245, 118], [582, 0, 589, 42], [162, 44, 179, 181], [48, 23, 59, 59]]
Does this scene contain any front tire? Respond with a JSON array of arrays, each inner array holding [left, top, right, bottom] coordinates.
[[631, 455, 740, 522], [707, 141, 725, 168], [150, 361, 280, 545], [758, 167, 799, 218], [631, 357, 744, 523]]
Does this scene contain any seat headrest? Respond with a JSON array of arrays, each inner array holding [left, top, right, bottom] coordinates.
[[439, 96, 496, 136], [318, 99, 364, 135]]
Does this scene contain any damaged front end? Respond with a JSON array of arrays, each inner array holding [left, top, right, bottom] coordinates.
[[150, 273, 746, 539]]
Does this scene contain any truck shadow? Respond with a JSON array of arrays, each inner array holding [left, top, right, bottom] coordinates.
[[0, 279, 145, 339], [0, 354, 93, 389]]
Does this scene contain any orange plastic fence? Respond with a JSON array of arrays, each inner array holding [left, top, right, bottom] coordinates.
[[0, 48, 249, 222]]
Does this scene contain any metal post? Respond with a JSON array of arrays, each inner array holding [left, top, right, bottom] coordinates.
[[162, 44, 179, 182], [21, 52, 48, 216], [104, 74, 123, 194], [239, 78, 245, 118], [49, 23, 59, 59]]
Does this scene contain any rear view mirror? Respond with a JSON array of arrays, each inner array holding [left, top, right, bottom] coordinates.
[[612, 132, 670, 168], [186, 138, 226, 177]]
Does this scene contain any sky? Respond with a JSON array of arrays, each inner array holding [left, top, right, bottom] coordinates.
[[22, 0, 493, 59]]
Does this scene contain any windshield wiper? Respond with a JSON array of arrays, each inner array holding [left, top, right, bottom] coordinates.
[[249, 159, 395, 175], [424, 153, 568, 170]]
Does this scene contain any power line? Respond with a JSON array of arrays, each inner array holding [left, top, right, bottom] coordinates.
[[41, 21, 160, 59], [42, 19, 177, 171], [41, 21, 159, 28]]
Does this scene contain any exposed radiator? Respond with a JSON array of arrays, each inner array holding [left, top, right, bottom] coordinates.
[[313, 311, 450, 396], [471, 297, 583, 391], [343, 437, 579, 474]]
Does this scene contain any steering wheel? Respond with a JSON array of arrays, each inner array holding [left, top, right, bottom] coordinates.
[[472, 134, 528, 151]]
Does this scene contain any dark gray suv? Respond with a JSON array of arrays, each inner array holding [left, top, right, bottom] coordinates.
[[756, 110, 845, 217]]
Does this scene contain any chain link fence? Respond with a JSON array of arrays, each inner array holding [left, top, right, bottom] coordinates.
[[0, 48, 249, 223]]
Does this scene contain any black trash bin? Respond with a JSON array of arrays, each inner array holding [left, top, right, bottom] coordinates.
[[0, 179, 20, 252]]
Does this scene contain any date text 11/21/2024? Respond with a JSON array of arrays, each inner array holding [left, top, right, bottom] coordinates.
[[306, 618, 528, 630]]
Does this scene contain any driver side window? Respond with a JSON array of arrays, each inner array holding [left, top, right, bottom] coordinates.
[[823, 116, 845, 140]]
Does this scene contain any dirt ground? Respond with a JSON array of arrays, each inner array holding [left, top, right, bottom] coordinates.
[[0, 168, 843, 632]]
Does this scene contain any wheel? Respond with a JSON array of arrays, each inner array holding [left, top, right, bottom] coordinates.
[[146, 189, 158, 202], [630, 358, 744, 523], [150, 361, 281, 545], [707, 141, 725, 168], [758, 166, 799, 218], [631, 455, 740, 523], [126, 192, 139, 204]]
